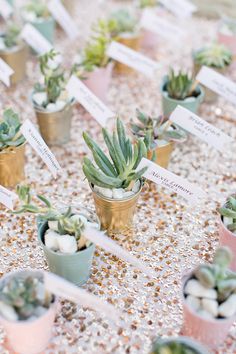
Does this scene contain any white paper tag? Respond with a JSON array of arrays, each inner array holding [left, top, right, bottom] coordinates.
[[0, 0, 13, 19], [48, 0, 79, 40], [21, 24, 53, 55], [44, 272, 120, 322], [0, 185, 18, 210], [107, 41, 160, 78], [0, 58, 14, 87], [196, 66, 236, 106], [138, 158, 205, 203], [66, 75, 114, 127], [20, 120, 62, 178], [158, 0, 197, 18], [140, 9, 185, 42], [83, 227, 157, 279], [170, 106, 234, 152]]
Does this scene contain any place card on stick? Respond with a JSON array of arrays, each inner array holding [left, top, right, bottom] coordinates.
[[0, 0, 13, 20], [0, 58, 14, 87], [0, 185, 18, 210], [21, 24, 53, 55], [158, 0, 197, 18]]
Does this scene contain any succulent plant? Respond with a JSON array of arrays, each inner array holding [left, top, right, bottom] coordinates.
[[165, 69, 198, 100], [220, 17, 236, 35], [151, 340, 199, 354], [218, 195, 236, 233], [0, 275, 53, 321], [109, 9, 138, 36], [0, 108, 25, 152], [193, 43, 232, 69], [23, 0, 50, 18], [139, 0, 157, 8], [1, 23, 21, 48], [83, 118, 148, 190]]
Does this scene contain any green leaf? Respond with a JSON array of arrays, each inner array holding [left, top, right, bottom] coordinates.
[[218, 207, 236, 218], [37, 195, 51, 208]]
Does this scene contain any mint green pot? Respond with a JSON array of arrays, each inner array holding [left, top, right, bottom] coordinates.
[[7, 0, 14, 5], [38, 220, 95, 286], [22, 16, 55, 44], [161, 77, 205, 118]]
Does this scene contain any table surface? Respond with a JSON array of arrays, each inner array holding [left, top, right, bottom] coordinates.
[[0, 1, 236, 353]]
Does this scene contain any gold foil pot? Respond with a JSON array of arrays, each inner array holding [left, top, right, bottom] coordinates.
[[34, 103, 73, 146], [115, 34, 141, 74], [148, 142, 174, 169], [0, 43, 28, 85], [0, 143, 25, 187], [90, 183, 143, 234]]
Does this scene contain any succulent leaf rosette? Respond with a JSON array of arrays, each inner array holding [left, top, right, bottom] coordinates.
[[109, 9, 138, 36], [218, 195, 236, 233], [164, 69, 199, 101], [0, 109, 25, 152], [193, 43, 232, 69], [0, 23, 21, 51], [22, 0, 50, 20]]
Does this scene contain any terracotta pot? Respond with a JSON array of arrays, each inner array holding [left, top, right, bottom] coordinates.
[[141, 29, 158, 50], [83, 62, 113, 102], [0, 269, 57, 354], [219, 217, 236, 271], [115, 34, 141, 74], [218, 32, 236, 59], [147, 142, 174, 169], [181, 272, 236, 349], [0, 142, 25, 187]]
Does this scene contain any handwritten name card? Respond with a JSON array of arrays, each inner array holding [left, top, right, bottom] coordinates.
[[0, 58, 14, 87], [158, 0, 197, 18], [0, 185, 18, 210]]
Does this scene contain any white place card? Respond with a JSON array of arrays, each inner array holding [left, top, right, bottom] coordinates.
[[107, 41, 160, 78], [140, 9, 185, 42], [66, 75, 114, 127], [83, 226, 157, 279], [196, 66, 236, 106], [44, 272, 120, 322], [0, 58, 14, 87], [21, 24, 53, 55], [20, 120, 62, 178], [158, 0, 197, 18], [0, 185, 18, 210], [138, 158, 205, 203], [48, 0, 79, 40], [170, 106, 234, 152], [0, 0, 13, 20]]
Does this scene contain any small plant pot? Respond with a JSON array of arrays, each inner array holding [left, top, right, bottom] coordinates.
[[0, 43, 28, 85], [115, 34, 141, 74], [22, 16, 55, 44], [90, 182, 143, 234], [38, 220, 95, 286], [161, 78, 204, 118], [34, 103, 73, 146], [0, 143, 25, 187], [219, 217, 236, 271], [83, 62, 114, 102], [151, 336, 210, 354], [0, 269, 57, 354], [181, 272, 236, 350], [141, 29, 158, 50], [218, 32, 236, 60], [147, 142, 174, 169]]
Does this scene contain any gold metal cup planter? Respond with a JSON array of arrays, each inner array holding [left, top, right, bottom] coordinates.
[[90, 182, 143, 235], [115, 34, 141, 74], [0, 143, 25, 187], [148, 142, 174, 169]]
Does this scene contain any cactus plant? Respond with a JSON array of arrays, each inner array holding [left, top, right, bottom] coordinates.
[[193, 43, 232, 69], [109, 9, 138, 36], [0, 108, 25, 151], [218, 195, 236, 233], [165, 69, 198, 100]]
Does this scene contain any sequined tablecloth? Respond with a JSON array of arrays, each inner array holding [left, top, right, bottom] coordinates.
[[0, 1, 236, 353]]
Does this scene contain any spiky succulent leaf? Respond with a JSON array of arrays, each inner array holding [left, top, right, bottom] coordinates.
[[165, 69, 196, 100]]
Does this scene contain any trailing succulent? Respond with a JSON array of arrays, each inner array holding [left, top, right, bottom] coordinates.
[[2, 23, 21, 48], [0, 109, 25, 152], [151, 340, 199, 354], [194, 43, 232, 69], [23, 0, 50, 18], [83, 118, 148, 189], [165, 69, 198, 100], [109, 9, 138, 36], [0, 275, 53, 321], [218, 195, 236, 233]]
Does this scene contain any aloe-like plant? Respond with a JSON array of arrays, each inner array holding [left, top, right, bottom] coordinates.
[[23, 0, 50, 18], [194, 43, 232, 69], [2, 23, 21, 49], [83, 118, 148, 190], [165, 69, 197, 100], [109, 9, 138, 36], [151, 340, 199, 354], [0, 109, 25, 151], [218, 195, 236, 233], [139, 0, 157, 8]]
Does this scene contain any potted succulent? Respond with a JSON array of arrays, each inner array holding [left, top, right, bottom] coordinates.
[[151, 336, 210, 354], [182, 247, 236, 349], [82, 118, 148, 234], [129, 109, 187, 169], [218, 195, 236, 271], [21, 0, 55, 43], [193, 43, 233, 102], [32, 49, 74, 146], [109, 9, 140, 74], [161, 69, 204, 118], [218, 17, 236, 59], [72, 19, 115, 102], [0, 108, 26, 188], [14, 185, 97, 286], [0, 23, 28, 85], [0, 269, 57, 354]]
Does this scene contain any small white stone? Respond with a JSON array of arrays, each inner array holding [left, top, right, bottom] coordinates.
[[112, 188, 124, 199], [48, 220, 58, 231], [186, 295, 201, 311], [57, 235, 77, 254], [198, 309, 214, 319], [185, 279, 217, 299], [70, 214, 88, 226], [27, 315, 38, 322], [123, 191, 134, 199], [55, 100, 66, 111], [97, 187, 113, 199], [202, 298, 218, 317], [224, 217, 233, 226], [218, 294, 236, 318], [33, 92, 47, 107], [34, 306, 47, 317], [0, 301, 18, 321], [46, 103, 58, 112], [45, 230, 59, 251], [183, 96, 195, 103], [132, 180, 140, 194]]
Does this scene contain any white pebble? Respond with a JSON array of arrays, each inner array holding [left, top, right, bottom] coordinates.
[[218, 294, 236, 318], [0, 301, 18, 321], [197, 309, 214, 319], [132, 180, 140, 194], [112, 188, 124, 199], [186, 295, 201, 311], [32, 92, 47, 107], [34, 306, 47, 317], [55, 100, 66, 111], [48, 220, 58, 231], [46, 103, 58, 112], [57, 235, 77, 254], [185, 279, 217, 299], [45, 230, 59, 251], [224, 217, 233, 226], [97, 187, 113, 199], [123, 191, 134, 199], [202, 298, 218, 317]]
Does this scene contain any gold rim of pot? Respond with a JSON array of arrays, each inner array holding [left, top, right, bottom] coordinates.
[[148, 141, 174, 169]]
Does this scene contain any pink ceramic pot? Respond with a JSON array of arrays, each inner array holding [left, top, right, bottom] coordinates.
[[181, 272, 236, 350], [219, 217, 236, 271], [141, 30, 158, 50], [0, 269, 57, 354], [218, 32, 236, 58], [83, 62, 113, 102]]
